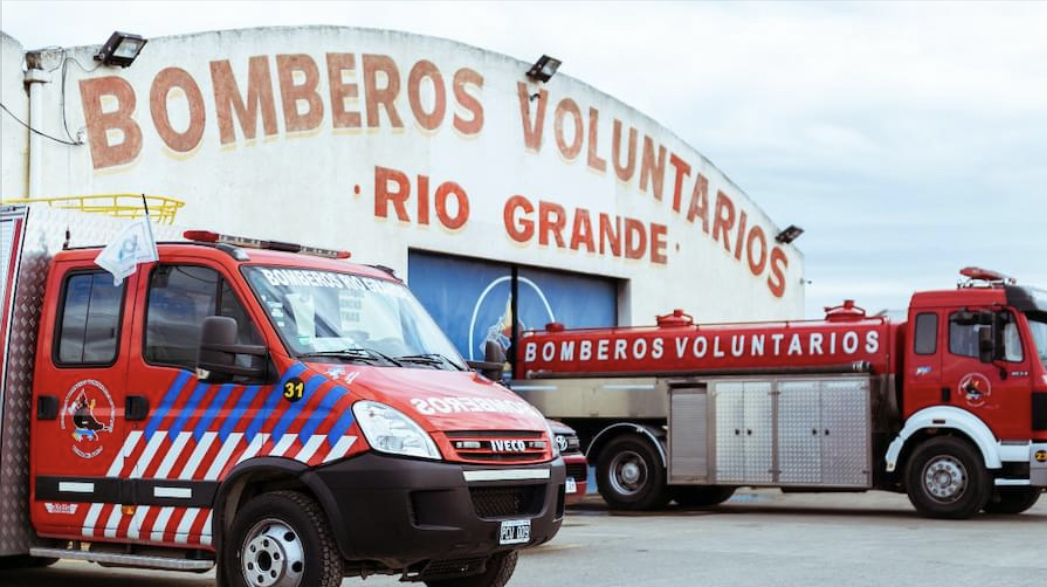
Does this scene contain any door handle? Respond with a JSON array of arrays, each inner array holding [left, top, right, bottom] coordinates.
[[125, 396, 150, 421]]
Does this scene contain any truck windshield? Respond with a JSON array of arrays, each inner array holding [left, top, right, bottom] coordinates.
[[1029, 314, 1047, 370], [244, 266, 466, 371]]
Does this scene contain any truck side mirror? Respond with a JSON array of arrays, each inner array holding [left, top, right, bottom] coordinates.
[[467, 340, 507, 382], [198, 316, 269, 382], [977, 325, 995, 364]]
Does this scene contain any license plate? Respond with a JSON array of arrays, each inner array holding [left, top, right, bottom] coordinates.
[[499, 520, 531, 545], [565, 477, 578, 494]]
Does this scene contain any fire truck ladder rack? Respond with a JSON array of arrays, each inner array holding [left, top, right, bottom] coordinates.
[[3, 194, 186, 224], [29, 546, 214, 571]]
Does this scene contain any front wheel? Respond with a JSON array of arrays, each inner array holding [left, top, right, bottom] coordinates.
[[223, 491, 342, 587], [425, 551, 517, 587], [596, 434, 670, 510], [983, 488, 1042, 515], [905, 437, 990, 520]]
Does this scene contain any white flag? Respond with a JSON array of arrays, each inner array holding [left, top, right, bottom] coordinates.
[[94, 218, 159, 285]]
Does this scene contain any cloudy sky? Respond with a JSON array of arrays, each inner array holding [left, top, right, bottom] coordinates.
[[2, 0, 1044, 317]]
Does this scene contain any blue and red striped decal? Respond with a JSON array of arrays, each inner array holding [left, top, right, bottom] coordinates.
[[245, 362, 307, 442], [145, 370, 193, 441]]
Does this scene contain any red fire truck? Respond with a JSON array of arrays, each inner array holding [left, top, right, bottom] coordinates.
[[0, 205, 566, 586], [511, 270, 1047, 519]]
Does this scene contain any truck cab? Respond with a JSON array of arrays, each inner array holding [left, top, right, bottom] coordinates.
[[3, 207, 564, 587]]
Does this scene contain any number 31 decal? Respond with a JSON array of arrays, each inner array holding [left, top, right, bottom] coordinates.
[[283, 377, 305, 403]]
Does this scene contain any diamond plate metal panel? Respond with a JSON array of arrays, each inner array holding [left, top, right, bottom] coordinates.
[[713, 386, 745, 484], [821, 378, 871, 487], [669, 389, 709, 483], [0, 206, 180, 555], [778, 383, 822, 485], [743, 382, 774, 484]]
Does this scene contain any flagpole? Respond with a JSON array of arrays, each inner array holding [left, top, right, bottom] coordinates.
[[141, 194, 158, 257]]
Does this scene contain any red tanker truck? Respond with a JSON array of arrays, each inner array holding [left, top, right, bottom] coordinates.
[[511, 268, 1047, 519]]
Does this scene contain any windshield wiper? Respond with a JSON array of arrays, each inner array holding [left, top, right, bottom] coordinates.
[[396, 353, 465, 371], [299, 347, 402, 366]]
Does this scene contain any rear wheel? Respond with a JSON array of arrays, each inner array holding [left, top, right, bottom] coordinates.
[[983, 488, 1042, 515], [596, 434, 670, 510], [905, 436, 990, 519], [424, 551, 517, 587], [223, 491, 342, 587], [673, 486, 736, 508]]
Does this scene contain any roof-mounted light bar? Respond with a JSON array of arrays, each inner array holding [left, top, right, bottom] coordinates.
[[959, 266, 1016, 287], [183, 230, 351, 259]]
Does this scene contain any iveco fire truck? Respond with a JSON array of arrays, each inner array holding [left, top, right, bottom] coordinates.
[[0, 205, 565, 586], [511, 269, 1047, 519]]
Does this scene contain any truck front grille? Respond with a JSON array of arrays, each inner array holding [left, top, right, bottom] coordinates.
[[444, 430, 550, 464], [469, 485, 542, 519]]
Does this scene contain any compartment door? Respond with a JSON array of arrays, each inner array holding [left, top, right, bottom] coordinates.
[[713, 383, 745, 484], [777, 381, 822, 485], [743, 382, 774, 484]]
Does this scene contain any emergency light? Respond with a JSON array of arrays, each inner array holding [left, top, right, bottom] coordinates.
[[183, 230, 351, 259]]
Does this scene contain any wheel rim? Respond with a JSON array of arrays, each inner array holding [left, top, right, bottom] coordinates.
[[922, 455, 968, 503], [240, 519, 305, 587], [608, 450, 649, 497]]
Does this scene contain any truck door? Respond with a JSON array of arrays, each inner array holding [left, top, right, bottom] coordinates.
[[903, 310, 945, 415], [123, 261, 267, 546], [941, 309, 1033, 441], [30, 266, 137, 539]]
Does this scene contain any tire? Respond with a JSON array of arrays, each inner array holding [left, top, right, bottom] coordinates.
[[425, 551, 518, 587], [223, 491, 342, 587], [596, 434, 670, 511], [983, 488, 1042, 515], [905, 436, 990, 520], [673, 486, 736, 508]]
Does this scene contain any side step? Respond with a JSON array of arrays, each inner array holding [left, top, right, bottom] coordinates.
[[29, 547, 214, 571]]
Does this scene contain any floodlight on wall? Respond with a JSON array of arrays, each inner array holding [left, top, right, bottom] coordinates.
[[526, 55, 561, 83], [95, 31, 148, 67], [775, 225, 805, 244]]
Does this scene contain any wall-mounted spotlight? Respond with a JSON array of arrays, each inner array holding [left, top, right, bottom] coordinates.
[[95, 31, 148, 68], [526, 55, 561, 83], [775, 225, 804, 244]]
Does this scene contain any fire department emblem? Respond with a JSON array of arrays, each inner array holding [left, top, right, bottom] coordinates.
[[959, 373, 992, 408], [60, 379, 116, 460]]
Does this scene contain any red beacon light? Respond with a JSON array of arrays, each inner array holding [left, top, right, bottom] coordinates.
[[824, 299, 867, 322], [657, 309, 694, 328], [183, 230, 351, 259], [960, 266, 1015, 286]]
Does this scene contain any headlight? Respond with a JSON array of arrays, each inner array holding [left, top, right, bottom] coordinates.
[[352, 401, 441, 460], [544, 420, 561, 458]]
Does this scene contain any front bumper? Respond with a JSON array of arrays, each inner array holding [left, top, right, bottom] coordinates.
[[306, 452, 566, 568], [563, 452, 589, 505]]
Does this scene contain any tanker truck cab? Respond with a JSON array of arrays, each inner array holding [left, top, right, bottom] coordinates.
[[10, 219, 564, 586], [891, 270, 1047, 517]]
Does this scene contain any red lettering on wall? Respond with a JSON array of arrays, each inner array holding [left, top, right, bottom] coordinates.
[[669, 153, 691, 213], [149, 67, 205, 153], [734, 210, 748, 261], [417, 174, 430, 226], [624, 218, 647, 260], [407, 60, 446, 131], [539, 201, 567, 247], [767, 246, 789, 298], [375, 166, 410, 222], [686, 174, 710, 233], [554, 98, 583, 160], [612, 119, 637, 183], [504, 195, 535, 242], [639, 135, 666, 200], [746, 226, 768, 276], [518, 83, 546, 151], [326, 53, 361, 129], [712, 191, 736, 254], [570, 208, 595, 252], [80, 76, 142, 169], [599, 214, 621, 257], [650, 223, 668, 265], [587, 108, 607, 173], [452, 68, 484, 135], [277, 54, 324, 133], [362, 54, 403, 128], [434, 181, 469, 230], [210, 56, 278, 144]]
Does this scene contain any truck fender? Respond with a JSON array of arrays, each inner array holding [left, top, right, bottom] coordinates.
[[212, 457, 345, 557], [884, 406, 1001, 473], [586, 423, 667, 469]]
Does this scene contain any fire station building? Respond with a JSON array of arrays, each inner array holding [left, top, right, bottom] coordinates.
[[0, 26, 804, 362]]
